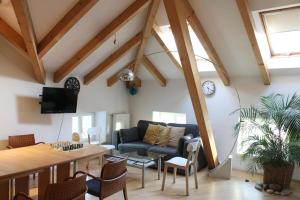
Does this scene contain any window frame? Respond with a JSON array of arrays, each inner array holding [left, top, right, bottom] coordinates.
[[72, 113, 95, 138], [260, 6, 300, 57], [152, 111, 187, 124]]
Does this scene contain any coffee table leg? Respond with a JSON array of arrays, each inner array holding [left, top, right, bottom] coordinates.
[[158, 156, 161, 180], [142, 163, 145, 188]]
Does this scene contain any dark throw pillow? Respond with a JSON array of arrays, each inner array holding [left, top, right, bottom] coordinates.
[[119, 127, 140, 143]]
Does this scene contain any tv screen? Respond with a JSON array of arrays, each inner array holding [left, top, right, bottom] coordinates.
[[41, 87, 78, 114]]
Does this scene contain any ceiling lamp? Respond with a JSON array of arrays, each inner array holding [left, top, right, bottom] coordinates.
[[118, 68, 135, 82]]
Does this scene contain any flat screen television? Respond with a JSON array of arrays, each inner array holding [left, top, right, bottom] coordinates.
[[41, 87, 78, 114]]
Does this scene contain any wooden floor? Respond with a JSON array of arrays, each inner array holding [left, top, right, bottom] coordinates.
[[28, 160, 300, 200]]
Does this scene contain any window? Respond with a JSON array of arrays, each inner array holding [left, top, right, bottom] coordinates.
[[157, 25, 215, 72], [72, 113, 95, 139], [261, 7, 300, 56], [152, 111, 187, 124]]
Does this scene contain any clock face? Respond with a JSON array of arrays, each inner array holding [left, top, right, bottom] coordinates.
[[64, 77, 80, 93], [202, 80, 216, 96]]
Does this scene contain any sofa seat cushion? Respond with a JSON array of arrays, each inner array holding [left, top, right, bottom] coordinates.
[[118, 142, 153, 156], [148, 145, 178, 156]]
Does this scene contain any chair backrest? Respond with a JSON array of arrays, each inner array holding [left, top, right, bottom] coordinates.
[[72, 132, 81, 143], [44, 174, 87, 200], [186, 139, 201, 166], [100, 158, 127, 199], [8, 134, 36, 148]]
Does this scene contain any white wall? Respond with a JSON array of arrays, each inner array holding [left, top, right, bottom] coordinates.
[[129, 76, 300, 180], [0, 38, 129, 143]]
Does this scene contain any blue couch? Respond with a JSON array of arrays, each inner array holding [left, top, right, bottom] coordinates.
[[112, 120, 208, 173]]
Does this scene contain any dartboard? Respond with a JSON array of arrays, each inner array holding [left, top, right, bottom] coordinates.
[[64, 77, 80, 92]]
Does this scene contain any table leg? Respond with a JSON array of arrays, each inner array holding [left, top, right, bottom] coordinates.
[[51, 166, 55, 183], [0, 180, 9, 200], [38, 168, 50, 200], [15, 175, 29, 197], [10, 179, 13, 200], [57, 163, 70, 182], [158, 156, 161, 180], [142, 163, 145, 188], [73, 161, 77, 175]]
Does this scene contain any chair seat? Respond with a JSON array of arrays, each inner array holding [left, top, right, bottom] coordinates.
[[166, 157, 190, 167], [87, 179, 101, 197]]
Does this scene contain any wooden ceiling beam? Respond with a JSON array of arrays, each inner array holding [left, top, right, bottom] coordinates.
[[54, 0, 150, 83], [11, 0, 45, 84], [84, 32, 142, 85], [107, 60, 135, 87], [38, 0, 99, 58], [0, 18, 29, 60], [151, 25, 182, 72], [164, 0, 219, 169], [180, 0, 230, 86], [142, 55, 166, 86], [236, 0, 270, 85], [132, 0, 160, 73]]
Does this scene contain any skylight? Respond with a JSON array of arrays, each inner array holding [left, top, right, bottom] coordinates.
[[261, 7, 300, 56], [158, 25, 215, 72]]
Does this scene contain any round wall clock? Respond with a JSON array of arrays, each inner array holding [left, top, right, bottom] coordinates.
[[202, 80, 216, 96], [64, 77, 80, 92]]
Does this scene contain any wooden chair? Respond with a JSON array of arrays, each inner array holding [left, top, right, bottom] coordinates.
[[75, 157, 128, 200], [7, 134, 44, 149], [13, 174, 87, 200], [161, 139, 201, 196]]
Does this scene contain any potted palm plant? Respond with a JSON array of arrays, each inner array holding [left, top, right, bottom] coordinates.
[[233, 93, 300, 189]]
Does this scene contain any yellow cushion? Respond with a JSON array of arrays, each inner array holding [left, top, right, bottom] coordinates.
[[167, 126, 185, 147], [157, 126, 171, 146], [143, 124, 160, 145]]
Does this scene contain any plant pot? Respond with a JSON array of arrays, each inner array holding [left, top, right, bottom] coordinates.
[[263, 165, 294, 189]]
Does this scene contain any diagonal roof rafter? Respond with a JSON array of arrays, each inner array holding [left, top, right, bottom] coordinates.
[[11, 0, 46, 84], [132, 0, 160, 73], [180, 0, 230, 86], [152, 24, 182, 72], [38, 0, 99, 58], [84, 32, 143, 85], [53, 0, 151, 83], [142, 55, 166, 86], [236, 0, 270, 85], [0, 17, 30, 60]]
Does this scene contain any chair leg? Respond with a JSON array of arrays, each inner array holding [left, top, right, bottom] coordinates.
[[123, 185, 128, 200], [185, 168, 189, 196], [173, 168, 177, 184], [98, 156, 101, 165], [86, 161, 90, 171], [161, 164, 168, 191], [193, 164, 198, 189]]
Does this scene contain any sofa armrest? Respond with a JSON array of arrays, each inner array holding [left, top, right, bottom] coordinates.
[[112, 130, 121, 150], [177, 134, 193, 157]]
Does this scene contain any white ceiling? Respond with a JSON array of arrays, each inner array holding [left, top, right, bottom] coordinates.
[[1, 0, 300, 84]]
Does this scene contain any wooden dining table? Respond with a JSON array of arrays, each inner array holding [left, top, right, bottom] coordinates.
[[0, 144, 108, 200]]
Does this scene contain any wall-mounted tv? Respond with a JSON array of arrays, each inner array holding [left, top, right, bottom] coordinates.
[[41, 87, 78, 114]]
